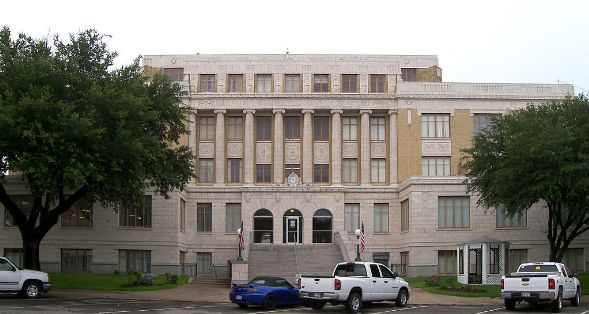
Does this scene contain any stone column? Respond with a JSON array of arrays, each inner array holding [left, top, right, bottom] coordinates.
[[243, 109, 255, 185], [302, 109, 314, 184], [188, 110, 197, 183], [331, 110, 343, 185], [273, 109, 285, 184], [360, 110, 372, 185], [389, 109, 398, 184], [214, 109, 226, 185]]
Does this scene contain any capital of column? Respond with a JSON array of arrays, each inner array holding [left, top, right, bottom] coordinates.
[[214, 109, 226, 114], [273, 109, 285, 114], [388, 109, 398, 115], [359, 109, 372, 115], [331, 109, 343, 115], [302, 109, 314, 114], [243, 109, 256, 114]]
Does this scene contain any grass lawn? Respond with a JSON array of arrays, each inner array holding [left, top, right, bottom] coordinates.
[[50, 273, 189, 292]]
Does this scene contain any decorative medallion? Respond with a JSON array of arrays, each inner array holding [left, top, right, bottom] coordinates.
[[285, 172, 301, 187]]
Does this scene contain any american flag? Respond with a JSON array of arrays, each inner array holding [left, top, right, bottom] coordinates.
[[239, 221, 244, 251], [360, 222, 365, 252]]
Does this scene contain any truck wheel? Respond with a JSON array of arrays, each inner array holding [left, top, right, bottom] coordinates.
[[551, 289, 562, 313], [396, 289, 408, 307], [22, 281, 41, 299], [571, 286, 581, 306], [262, 294, 277, 310], [310, 300, 326, 310], [345, 292, 362, 314], [504, 299, 516, 310]]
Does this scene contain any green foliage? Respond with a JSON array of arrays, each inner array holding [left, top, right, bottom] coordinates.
[[50, 273, 189, 291], [0, 26, 195, 269], [461, 94, 589, 261]]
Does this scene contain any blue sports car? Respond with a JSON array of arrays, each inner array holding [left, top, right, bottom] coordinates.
[[229, 276, 303, 310]]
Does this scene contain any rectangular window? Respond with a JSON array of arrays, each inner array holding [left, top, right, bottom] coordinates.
[[199, 116, 215, 141], [371, 159, 386, 183], [256, 164, 271, 183], [196, 252, 212, 275], [401, 199, 409, 232], [562, 248, 584, 272], [422, 157, 451, 176], [199, 159, 214, 183], [400, 251, 409, 276], [226, 203, 241, 233], [228, 74, 243, 93], [370, 117, 386, 141], [489, 245, 500, 274], [374, 204, 389, 233], [285, 164, 300, 178], [314, 164, 329, 183], [342, 159, 358, 184], [200, 74, 215, 92], [197, 203, 212, 232], [285, 117, 300, 140], [180, 198, 186, 232], [227, 116, 243, 141], [119, 195, 152, 228], [256, 74, 272, 93], [344, 204, 360, 232], [342, 117, 358, 141], [509, 249, 527, 273], [227, 159, 242, 183], [438, 250, 456, 275], [496, 206, 527, 227], [421, 114, 450, 138], [313, 74, 329, 93], [285, 74, 300, 93], [474, 114, 500, 136], [119, 250, 150, 273], [4, 249, 23, 268], [370, 75, 385, 93], [314, 116, 329, 141], [62, 198, 93, 227], [4, 195, 33, 227], [401, 68, 417, 82], [164, 68, 184, 81], [438, 196, 469, 228], [61, 249, 92, 273], [342, 74, 357, 93], [256, 116, 272, 141]]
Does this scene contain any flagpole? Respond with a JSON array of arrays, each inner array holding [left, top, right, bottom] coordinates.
[[354, 228, 362, 261]]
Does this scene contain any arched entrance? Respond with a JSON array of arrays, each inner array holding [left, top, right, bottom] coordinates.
[[253, 209, 273, 243], [313, 209, 333, 243], [283, 209, 302, 244]]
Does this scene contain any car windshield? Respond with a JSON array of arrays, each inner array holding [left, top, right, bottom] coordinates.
[[518, 264, 559, 272], [248, 277, 286, 287], [334, 263, 367, 277]]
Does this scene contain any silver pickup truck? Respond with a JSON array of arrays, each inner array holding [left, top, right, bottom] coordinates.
[[0, 257, 52, 298], [298, 262, 410, 313], [501, 262, 580, 312]]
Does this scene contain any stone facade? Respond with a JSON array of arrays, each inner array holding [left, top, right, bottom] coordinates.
[[1, 54, 587, 278]]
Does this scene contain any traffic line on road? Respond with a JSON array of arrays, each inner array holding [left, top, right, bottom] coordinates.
[[472, 307, 503, 314], [373, 305, 429, 313]]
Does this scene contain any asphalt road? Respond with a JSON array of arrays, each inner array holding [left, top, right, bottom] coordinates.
[[0, 297, 588, 314]]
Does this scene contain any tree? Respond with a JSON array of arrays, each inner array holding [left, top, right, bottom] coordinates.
[[461, 94, 589, 262], [0, 27, 195, 270]]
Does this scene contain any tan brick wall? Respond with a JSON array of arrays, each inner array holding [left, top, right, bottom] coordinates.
[[396, 108, 422, 181], [451, 109, 473, 175]]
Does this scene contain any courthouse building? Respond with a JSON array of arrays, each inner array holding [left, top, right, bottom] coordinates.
[[1, 54, 587, 280]]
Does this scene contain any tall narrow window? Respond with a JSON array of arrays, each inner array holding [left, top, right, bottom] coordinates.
[[285, 117, 300, 140], [314, 164, 329, 183], [374, 203, 389, 233], [119, 250, 150, 273], [562, 249, 584, 272], [509, 249, 527, 273], [196, 252, 212, 275], [401, 199, 409, 232], [438, 250, 457, 274], [401, 68, 417, 82], [371, 117, 386, 140], [226, 203, 241, 233], [227, 159, 242, 183], [61, 249, 92, 273], [199, 117, 215, 141], [227, 116, 243, 141], [256, 74, 272, 93], [314, 116, 329, 141], [164, 68, 184, 81], [119, 195, 152, 228], [342, 159, 358, 184], [370, 75, 385, 93], [61, 198, 93, 227], [438, 196, 469, 228], [199, 159, 214, 183], [342, 117, 357, 141], [4, 195, 33, 227], [256, 116, 272, 140], [228, 74, 243, 93], [200, 74, 215, 92], [285, 74, 300, 93], [197, 203, 212, 232], [342, 75, 357, 93], [400, 252, 409, 276], [371, 159, 386, 183], [344, 204, 360, 232], [496, 206, 527, 227], [313, 74, 329, 93], [180, 199, 186, 232], [256, 165, 271, 183], [421, 114, 450, 138]]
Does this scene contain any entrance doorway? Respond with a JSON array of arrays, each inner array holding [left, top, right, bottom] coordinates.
[[283, 209, 302, 244]]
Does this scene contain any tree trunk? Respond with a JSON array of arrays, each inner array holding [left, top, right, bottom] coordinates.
[[22, 230, 42, 270]]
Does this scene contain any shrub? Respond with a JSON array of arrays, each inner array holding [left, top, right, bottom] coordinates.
[[140, 273, 158, 286], [126, 270, 140, 285]]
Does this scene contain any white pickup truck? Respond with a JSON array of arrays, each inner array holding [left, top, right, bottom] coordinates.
[[0, 257, 52, 298], [501, 262, 581, 312], [298, 262, 410, 313]]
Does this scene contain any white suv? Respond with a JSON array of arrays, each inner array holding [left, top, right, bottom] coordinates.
[[0, 257, 52, 298]]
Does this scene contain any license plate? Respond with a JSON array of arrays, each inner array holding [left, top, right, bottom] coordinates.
[[521, 292, 530, 297], [236, 295, 242, 300], [314, 293, 322, 298]]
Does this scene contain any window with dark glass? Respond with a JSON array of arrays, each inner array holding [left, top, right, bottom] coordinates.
[[119, 195, 152, 228], [474, 114, 500, 136], [199, 159, 214, 183], [285, 74, 300, 93], [226, 203, 241, 233], [342, 75, 357, 93], [200, 74, 215, 92], [119, 250, 150, 273], [313, 209, 333, 243], [313, 74, 329, 92], [285, 164, 300, 178], [61, 198, 93, 227], [4, 195, 33, 227], [253, 209, 273, 243], [401, 68, 417, 82], [164, 68, 184, 81], [314, 116, 329, 141], [285, 117, 300, 140], [256, 116, 272, 140], [228, 74, 243, 92], [256, 164, 271, 183], [197, 203, 212, 232], [438, 250, 456, 274], [61, 249, 92, 273], [314, 164, 329, 183], [227, 159, 242, 183], [370, 75, 385, 93]]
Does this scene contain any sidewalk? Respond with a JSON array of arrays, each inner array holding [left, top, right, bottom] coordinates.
[[50, 284, 506, 306]]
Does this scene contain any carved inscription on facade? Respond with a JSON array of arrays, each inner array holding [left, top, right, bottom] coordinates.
[[227, 142, 243, 158], [371, 141, 387, 158], [256, 142, 272, 164], [342, 142, 358, 158], [422, 139, 452, 156], [314, 142, 330, 164], [199, 142, 215, 158], [285, 142, 300, 164]]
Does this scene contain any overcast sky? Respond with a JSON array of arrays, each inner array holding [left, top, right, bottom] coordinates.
[[2, 0, 588, 95]]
